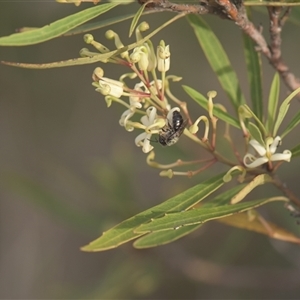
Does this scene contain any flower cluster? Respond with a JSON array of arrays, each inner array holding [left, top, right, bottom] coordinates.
[[81, 23, 293, 178], [83, 23, 189, 154]]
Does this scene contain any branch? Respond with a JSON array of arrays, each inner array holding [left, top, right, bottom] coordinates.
[[266, 7, 300, 91], [217, 0, 300, 92], [137, 0, 300, 93], [137, 0, 231, 19]]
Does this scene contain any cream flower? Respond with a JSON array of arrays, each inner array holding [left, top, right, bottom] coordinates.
[[243, 136, 292, 168], [130, 46, 149, 71], [97, 77, 124, 98], [157, 41, 170, 72], [93, 68, 124, 99], [135, 107, 164, 153]]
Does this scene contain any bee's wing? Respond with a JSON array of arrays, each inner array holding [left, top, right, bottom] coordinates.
[[178, 119, 188, 136]]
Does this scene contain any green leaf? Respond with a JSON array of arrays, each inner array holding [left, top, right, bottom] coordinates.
[[248, 122, 265, 146], [0, 3, 118, 46], [219, 211, 300, 244], [183, 85, 240, 128], [128, 1, 147, 37], [136, 197, 288, 233], [186, 15, 246, 111], [81, 172, 227, 251], [273, 87, 300, 136], [242, 9, 263, 121], [2, 13, 184, 69], [266, 73, 280, 134], [291, 143, 300, 157], [18, 11, 155, 38], [203, 184, 247, 207], [134, 184, 248, 248], [64, 11, 154, 36], [17, 11, 155, 38], [241, 104, 267, 136], [281, 110, 300, 138], [133, 224, 202, 249], [65, 14, 135, 36], [230, 174, 272, 204]]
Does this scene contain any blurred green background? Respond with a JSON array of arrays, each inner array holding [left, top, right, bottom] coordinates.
[[1, 1, 300, 299]]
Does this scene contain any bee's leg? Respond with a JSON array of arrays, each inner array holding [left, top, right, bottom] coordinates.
[[148, 137, 158, 143]]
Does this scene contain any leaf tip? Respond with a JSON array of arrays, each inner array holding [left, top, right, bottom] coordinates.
[[80, 244, 95, 252]]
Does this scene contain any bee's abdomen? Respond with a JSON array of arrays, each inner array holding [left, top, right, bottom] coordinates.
[[172, 111, 184, 131]]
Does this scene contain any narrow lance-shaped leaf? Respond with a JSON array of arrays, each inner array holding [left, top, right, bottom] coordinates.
[[248, 122, 265, 147], [134, 184, 247, 249], [183, 85, 240, 128], [291, 143, 300, 158], [231, 174, 272, 204], [17, 11, 156, 37], [133, 224, 202, 249], [242, 8, 263, 120], [201, 184, 247, 207], [0, 3, 119, 46], [65, 13, 141, 36], [273, 86, 300, 136], [281, 110, 300, 139], [241, 104, 267, 136], [66, 11, 156, 36], [81, 172, 228, 251], [186, 15, 246, 111], [128, 1, 147, 37], [219, 211, 300, 244], [2, 13, 184, 69], [266, 72, 280, 135], [136, 197, 288, 233]]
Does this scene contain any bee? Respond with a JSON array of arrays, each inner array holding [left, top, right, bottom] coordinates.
[[158, 110, 188, 146]]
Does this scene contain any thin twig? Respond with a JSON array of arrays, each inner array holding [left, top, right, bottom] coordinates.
[[272, 176, 300, 209]]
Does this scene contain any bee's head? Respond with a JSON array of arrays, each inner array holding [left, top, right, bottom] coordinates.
[[158, 135, 168, 146]]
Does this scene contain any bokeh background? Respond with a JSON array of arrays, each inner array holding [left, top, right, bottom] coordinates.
[[1, 1, 300, 299]]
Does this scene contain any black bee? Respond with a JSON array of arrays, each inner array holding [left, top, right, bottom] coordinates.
[[158, 110, 187, 146]]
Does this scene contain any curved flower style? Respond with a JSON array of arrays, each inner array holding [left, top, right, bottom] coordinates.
[[135, 107, 164, 153], [243, 136, 292, 168], [119, 83, 144, 131]]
